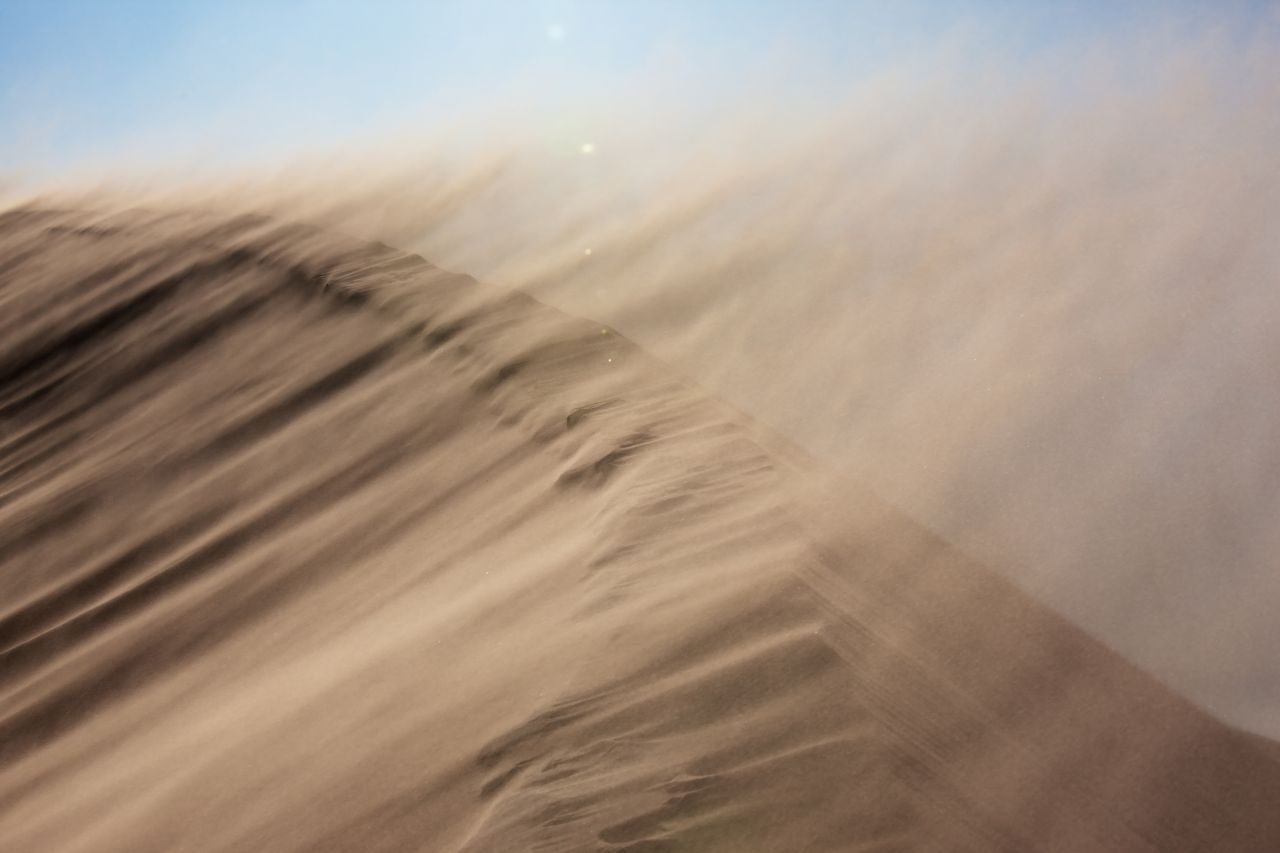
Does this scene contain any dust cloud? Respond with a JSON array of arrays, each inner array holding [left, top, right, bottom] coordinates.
[[15, 16, 1280, 735]]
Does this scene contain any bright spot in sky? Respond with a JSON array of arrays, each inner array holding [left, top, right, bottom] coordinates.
[[584, 248, 593, 256], [546, 23, 566, 41], [580, 143, 595, 154]]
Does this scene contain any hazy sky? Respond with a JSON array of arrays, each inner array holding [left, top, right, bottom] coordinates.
[[2, 1, 1271, 177]]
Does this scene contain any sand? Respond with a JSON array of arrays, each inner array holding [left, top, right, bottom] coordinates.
[[1, 203, 1278, 851]]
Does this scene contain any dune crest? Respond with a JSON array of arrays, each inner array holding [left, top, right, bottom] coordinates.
[[1, 204, 1278, 851]]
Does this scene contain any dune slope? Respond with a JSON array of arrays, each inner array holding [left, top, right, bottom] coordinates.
[[1, 204, 1278, 852]]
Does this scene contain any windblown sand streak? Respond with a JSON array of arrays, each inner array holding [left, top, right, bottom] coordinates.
[[0, 204, 1278, 851]]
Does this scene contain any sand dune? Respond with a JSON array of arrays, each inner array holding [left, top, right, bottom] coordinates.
[[1, 203, 1278, 851]]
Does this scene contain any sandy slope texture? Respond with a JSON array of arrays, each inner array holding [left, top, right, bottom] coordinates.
[[1, 203, 1278, 852]]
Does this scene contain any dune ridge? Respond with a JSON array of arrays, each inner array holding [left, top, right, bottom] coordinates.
[[1, 203, 1278, 851]]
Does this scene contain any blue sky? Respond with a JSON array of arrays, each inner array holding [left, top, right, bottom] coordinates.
[[0, 1, 1272, 177]]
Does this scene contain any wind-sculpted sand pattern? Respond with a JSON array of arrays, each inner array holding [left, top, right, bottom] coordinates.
[[1, 205, 1278, 851]]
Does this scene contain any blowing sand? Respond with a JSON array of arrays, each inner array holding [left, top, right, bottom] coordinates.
[[1, 203, 1279, 851]]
